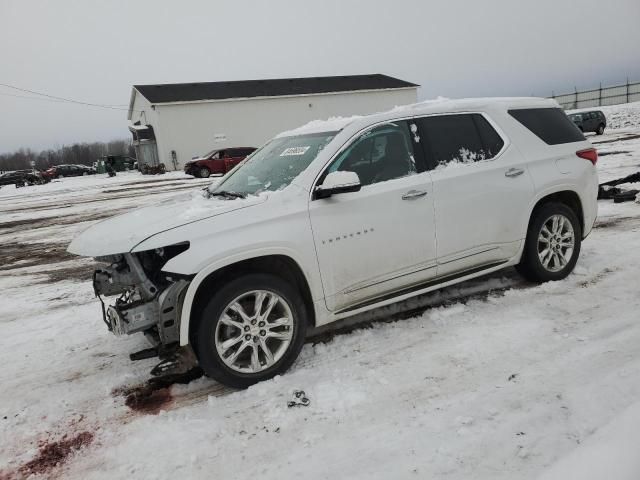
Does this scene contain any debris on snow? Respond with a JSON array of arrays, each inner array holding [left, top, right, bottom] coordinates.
[[287, 389, 310, 408]]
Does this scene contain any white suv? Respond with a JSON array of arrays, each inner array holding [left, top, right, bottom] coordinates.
[[69, 98, 598, 387]]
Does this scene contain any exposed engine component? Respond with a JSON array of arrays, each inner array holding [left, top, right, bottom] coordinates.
[[92, 244, 190, 342], [93, 253, 157, 300]]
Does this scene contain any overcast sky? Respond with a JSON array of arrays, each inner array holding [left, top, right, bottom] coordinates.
[[1, 0, 639, 153]]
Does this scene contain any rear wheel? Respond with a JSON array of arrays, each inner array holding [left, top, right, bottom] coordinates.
[[194, 274, 307, 388], [516, 202, 581, 282], [596, 124, 605, 135], [199, 167, 211, 178]]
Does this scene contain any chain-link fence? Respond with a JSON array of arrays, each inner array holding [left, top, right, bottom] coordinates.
[[551, 80, 640, 110]]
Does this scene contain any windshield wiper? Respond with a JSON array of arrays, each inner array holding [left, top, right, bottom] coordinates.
[[208, 190, 246, 199]]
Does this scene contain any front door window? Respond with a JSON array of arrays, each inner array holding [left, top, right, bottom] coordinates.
[[327, 123, 417, 186]]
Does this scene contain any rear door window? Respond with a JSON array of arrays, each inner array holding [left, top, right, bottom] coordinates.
[[417, 113, 504, 168], [509, 108, 585, 145]]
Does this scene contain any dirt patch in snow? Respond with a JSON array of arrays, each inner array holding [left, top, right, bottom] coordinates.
[[0, 209, 127, 233], [113, 367, 204, 415], [101, 181, 192, 194], [120, 178, 201, 187], [124, 388, 173, 415], [592, 133, 640, 145], [0, 242, 73, 270], [41, 263, 95, 284], [16, 431, 94, 477], [593, 216, 637, 229], [598, 150, 631, 156], [578, 267, 618, 287]]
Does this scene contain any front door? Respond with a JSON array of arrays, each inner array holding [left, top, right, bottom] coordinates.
[[224, 149, 245, 172], [309, 121, 437, 313]]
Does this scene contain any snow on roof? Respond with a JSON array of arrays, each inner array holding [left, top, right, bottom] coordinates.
[[276, 115, 364, 138], [276, 97, 559, 137]]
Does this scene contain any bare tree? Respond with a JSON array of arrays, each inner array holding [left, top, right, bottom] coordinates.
[[0, 139, 134, 171]]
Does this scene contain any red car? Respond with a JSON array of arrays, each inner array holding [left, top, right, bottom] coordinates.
[[183, 147, 256, 178]]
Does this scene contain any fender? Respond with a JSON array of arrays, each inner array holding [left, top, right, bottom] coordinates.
[[175, 247, 321, 346], [523, 183, 586, 236]]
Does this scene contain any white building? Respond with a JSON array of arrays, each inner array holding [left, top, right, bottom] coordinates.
[[126, 74, 418, 170]]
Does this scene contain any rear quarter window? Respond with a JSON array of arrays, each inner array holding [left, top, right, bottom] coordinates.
[[509, 108, 585, 145]]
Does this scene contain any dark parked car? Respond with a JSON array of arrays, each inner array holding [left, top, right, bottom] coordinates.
[[184, 147, 256, 178], [45, 164, 97, 178], [568, 110, 606, 135], [0, 170, 47, 188]]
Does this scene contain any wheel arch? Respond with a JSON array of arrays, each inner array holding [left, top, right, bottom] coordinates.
[[179, 252, 316, 347], [526, 189, 585, 235]]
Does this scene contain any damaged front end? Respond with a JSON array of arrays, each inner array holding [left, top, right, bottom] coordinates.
[[92, 243, 190, 348]]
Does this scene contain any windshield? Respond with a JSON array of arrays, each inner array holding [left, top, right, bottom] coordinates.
[[209, 131, 337, 196], [202, 149, 220, 158]]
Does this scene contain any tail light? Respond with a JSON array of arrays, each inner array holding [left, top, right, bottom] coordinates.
[[576, 148, 598, 165]]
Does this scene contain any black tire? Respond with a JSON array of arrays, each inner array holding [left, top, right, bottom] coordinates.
[[516, 202, 582, 283], [194, 273, 307, 388], [596, 124, 605, 135], [199, 167, 211, 178]]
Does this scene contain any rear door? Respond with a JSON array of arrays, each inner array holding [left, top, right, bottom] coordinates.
[[582, 112, 594, 131], [417, 113, 535, 276]]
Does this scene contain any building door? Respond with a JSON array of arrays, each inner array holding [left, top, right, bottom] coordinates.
[[136, 141, 160, 168]]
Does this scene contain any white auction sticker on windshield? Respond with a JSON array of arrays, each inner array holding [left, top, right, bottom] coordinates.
[[280, 146, 310, 156]]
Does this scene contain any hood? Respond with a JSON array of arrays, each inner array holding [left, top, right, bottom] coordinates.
[[68, 190, 267, 257]]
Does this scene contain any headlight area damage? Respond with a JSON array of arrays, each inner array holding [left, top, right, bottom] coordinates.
[[92, 243, 197, 375]]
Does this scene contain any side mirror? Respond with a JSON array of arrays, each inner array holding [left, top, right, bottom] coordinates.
[[315, 171, 361, 199]]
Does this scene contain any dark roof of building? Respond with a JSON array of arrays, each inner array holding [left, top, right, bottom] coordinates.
[[134, 74, 418, 104]]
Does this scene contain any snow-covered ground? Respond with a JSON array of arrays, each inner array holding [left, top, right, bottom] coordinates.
[[2, 104, 640, 479]]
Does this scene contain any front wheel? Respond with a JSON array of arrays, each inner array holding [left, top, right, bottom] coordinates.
[[199, 167, 210, 178], [516, 202, 582, 282], [194, 274, 307, 388]]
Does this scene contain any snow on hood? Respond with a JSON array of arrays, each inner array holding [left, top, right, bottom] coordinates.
[[67, 189, 267, 257]]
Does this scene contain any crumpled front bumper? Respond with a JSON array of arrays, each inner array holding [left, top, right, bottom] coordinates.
[[93, 253, 190, 345]]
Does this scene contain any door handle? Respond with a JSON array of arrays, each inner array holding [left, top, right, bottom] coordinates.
[[402, 189, 428, 200], [505, 168, 524, 178]]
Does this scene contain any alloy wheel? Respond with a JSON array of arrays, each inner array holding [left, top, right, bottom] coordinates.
[[214, 290, 294, 374], [537, 214, 575, 273]]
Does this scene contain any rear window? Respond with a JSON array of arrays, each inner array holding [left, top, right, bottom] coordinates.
[[509, 108, 585, 145]]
